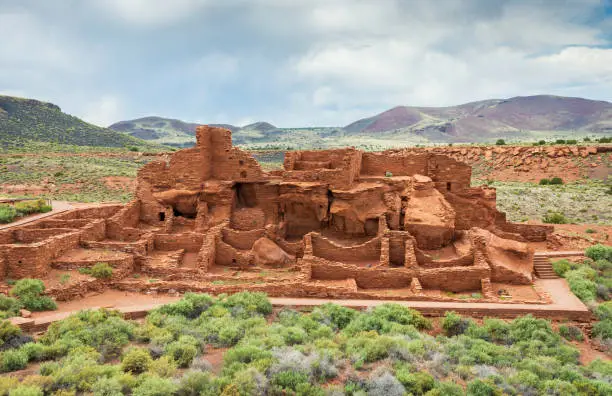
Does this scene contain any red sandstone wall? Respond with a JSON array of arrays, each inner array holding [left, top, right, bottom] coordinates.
[[154, 233, 204, 253], [361, 152, 428, 176], [311, 233, 381, 263]]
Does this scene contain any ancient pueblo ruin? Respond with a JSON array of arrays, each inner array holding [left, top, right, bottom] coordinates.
[[1, 126, 555, 304]]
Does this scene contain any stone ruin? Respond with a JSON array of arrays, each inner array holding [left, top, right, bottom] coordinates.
[[0, 126, 555, 302]]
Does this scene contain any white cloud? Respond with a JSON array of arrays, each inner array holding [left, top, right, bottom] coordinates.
[[96, 0, 210, 26], [285, 0, 612, 124], [81, 96, 123, 127]]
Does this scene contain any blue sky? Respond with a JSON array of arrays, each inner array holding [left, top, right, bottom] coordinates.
[[1, 0, 611, 128]]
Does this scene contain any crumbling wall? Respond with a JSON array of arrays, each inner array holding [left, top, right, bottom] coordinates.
[[311, 233, 381, 264]]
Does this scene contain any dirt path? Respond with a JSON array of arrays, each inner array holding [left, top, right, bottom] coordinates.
[[18, 278, 590, 333]]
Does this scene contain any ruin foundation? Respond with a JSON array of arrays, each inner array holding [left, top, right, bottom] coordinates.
[[0, 126, 555, 304]]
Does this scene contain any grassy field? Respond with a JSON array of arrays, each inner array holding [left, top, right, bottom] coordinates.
[[0, 153, 154, 203], [474, 179, 612, 225]]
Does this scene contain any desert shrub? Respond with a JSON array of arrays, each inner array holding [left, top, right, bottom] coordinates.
[[149, 355, 177, 378], [9, 279, 56, 312], [8, 385, 43, 396], [395, 369, 434, 395], [220, 292, 272, 317], [558, 325, 584, 341], [367, 371, 405, 396], [1, 349, 28, 372], [223, 344, 272, 367], [14, 200, 51, 216], [594, 301, 612, 320], [0, 205, 17, 223], [311, 303, 356, 330], [466, 379, 502, 396], [555, 139, 566, 144], [89, 263, 113, 279], [541, 379, 578, 395], [92, 377, 123, 396], [345, 333, 396, 363], [41, 309, 133, 359], [592, 319, 612, 340], [586, 244, 612, 261], [0, 295, 21, 319], [132, 375, 178, 396], [233, 367, 268, 395], [586, 228, 596, 234], [157, 292, 213, 318], [270, 371, 310, 392], [549, 177, 564, 185], [0, 321, 22, 347], [121, 347, 152, 374], [539, 178, 550, 185], [495, 139, 505, 146], [552, 259, 573, 277], [344, 304, 430, 335], [542, 212, 568, 224], [565, 268, 598, 302], [426, 381, 464, 396], [177, 371, 218, 396], [164, 336, 199, 367], [442, 311, 471, 336]]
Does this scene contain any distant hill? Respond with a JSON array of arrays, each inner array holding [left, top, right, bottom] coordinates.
[[109, 95, 612, 150], [109, 116, 242, 148], [0, 95, 162, 150], [345, 95, 612, 142], [109, 117, 281, 147]]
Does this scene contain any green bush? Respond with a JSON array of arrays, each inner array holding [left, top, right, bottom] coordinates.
[[92, 377, 123, 396], [552, 259, 573, 277], [132, 375, 178, 396], [9, 279, 57, 312], [14, 199, 51, 216], [121, 347, 152, 374], [0, 295, 21, 319], [585, 244, 612, 261], [220, 292, 272, 317], [1, 348, 28, 372], [549, 177, 563, 185], [559, 325, 584, 341], [396, 369, 434, 395], [539, 178, 550, 185], [164, 336, 198, 367], [594, 301, 612, 320], [542, 212, 568, 224], [495, 139, 505, 146], [466, 379, 502, 396], [89, 263, 113, 279], [311, 303, 356, 330], [177, 371, 219, 396], [8, 385, 43, 396], [592, 319, 612, 340], [157, 292, 213, 318], [0, 205, 18, 223], [442, 311, 471, 336], [565, 268, 598, 302], [0, 320, 22, 346]]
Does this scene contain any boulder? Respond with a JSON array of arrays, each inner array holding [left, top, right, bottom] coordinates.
[[252, 237, 293, 267], [19, 309, 32, 318]]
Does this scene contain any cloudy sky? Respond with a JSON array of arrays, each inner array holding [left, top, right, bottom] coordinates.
[[1, 0, 611, 127]]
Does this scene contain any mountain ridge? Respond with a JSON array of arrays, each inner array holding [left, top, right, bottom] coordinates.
[[0, 95, 162, 150]]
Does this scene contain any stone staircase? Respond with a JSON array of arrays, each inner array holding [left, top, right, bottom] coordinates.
[[533, 255, 558, 279]]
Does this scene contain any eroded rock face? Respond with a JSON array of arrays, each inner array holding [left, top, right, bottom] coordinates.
[[404, 175, 456, 249], [252, 237, 293, 267]]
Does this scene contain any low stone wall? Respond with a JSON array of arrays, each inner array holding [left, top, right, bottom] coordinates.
[[154, 233, 204, 252], [311, 233, 381, 263]]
